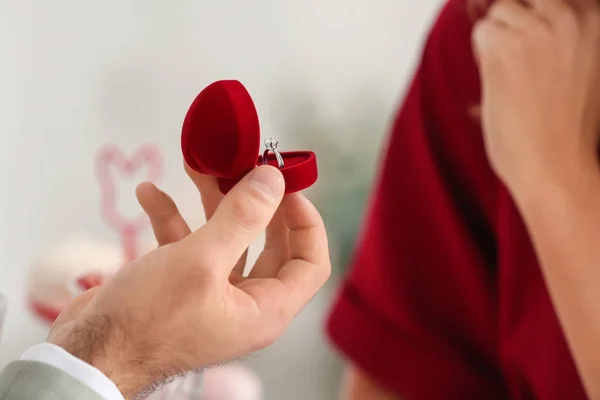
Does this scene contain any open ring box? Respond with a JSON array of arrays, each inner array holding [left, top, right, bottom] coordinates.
[[181, 80, 318, 194]]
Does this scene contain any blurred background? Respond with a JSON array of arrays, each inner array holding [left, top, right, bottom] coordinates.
[[0, 0, 443, 398]]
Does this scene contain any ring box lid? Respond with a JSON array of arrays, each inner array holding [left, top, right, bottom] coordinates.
[[181, 80, 318, 194]]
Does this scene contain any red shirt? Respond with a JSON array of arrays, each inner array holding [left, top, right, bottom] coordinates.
[[326, 1, 587, 399]]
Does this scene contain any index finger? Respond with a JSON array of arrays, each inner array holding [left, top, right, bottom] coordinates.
[[184, 161, 223, 220]]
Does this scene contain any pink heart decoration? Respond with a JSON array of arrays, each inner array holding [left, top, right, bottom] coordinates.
[[96, 145, 163, 231]]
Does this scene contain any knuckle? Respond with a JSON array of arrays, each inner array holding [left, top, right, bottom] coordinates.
[[473, 20, 512, 58], [555, 5, 580, 34], [486, 2, 503, 17], [472, 20, 492, 50]]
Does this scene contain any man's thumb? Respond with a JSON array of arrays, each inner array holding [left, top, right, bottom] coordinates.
[[185, 166, 285, 272]]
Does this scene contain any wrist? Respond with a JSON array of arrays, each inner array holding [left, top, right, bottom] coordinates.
[[508, 154, 600, 213], [48, 315, 151, 399], [498, 132, 598, 197]]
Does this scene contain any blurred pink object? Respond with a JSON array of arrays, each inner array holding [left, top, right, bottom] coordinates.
[[200, 363, 262, 400], [28, 238, 122, 323], [96, 145, 163, 262], [149, 363, 262, 400]]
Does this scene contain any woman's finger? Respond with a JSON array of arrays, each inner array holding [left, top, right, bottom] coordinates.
[[487, 1, 539, 30], [527, 0, 582, 30], [136, 182, 191, 246]]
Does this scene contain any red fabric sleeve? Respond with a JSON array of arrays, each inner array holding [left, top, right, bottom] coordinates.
[[326, 1, 505, 398]]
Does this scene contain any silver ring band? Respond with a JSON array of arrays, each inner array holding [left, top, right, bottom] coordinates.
[[262, 137, 284, 169]]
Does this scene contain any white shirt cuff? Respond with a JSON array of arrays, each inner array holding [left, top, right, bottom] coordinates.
[[21, 343, 125, 400]]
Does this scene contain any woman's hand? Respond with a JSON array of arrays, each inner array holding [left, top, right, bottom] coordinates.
[[472, 3, 600, 398], [472, 0, 600, 193]]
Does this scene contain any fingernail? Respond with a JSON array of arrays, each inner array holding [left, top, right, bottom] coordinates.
[[248, 166, 284, 198]]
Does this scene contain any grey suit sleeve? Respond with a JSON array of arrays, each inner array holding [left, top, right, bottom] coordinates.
[[0, 360, 105, 400]]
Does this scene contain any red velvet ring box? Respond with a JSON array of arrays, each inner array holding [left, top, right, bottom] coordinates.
[[181, 80, 318, 194]]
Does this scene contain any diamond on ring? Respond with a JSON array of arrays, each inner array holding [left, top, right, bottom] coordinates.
[[262, 137, 284, 169]]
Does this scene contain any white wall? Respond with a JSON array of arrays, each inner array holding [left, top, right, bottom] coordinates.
[[0, 0, 443, 397]]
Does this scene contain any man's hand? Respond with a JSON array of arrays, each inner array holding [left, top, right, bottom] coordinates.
[[47, 165, 331, 398]]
